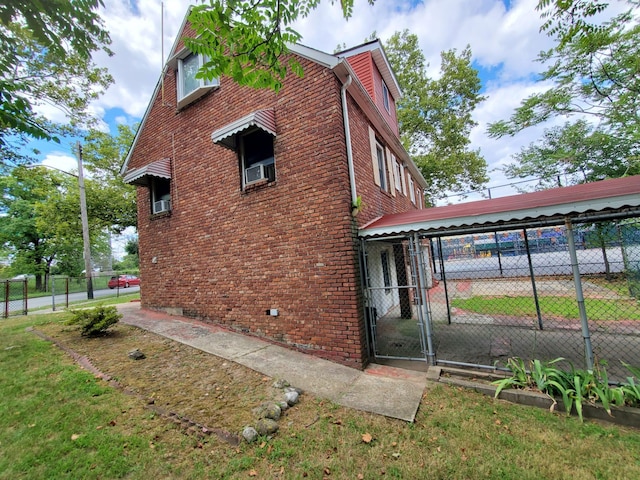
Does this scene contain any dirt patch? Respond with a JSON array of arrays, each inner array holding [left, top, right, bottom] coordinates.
[[36, 320, 296, 438]]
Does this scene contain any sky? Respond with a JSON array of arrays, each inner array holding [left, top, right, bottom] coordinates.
[[39, 0, 565, 203]]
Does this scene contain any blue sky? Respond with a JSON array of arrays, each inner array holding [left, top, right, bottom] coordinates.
[[35, 0, 560, 202]]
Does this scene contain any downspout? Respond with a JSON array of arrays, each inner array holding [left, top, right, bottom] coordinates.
[[340, 74, 357, 211]]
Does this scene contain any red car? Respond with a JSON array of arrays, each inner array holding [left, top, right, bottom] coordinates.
[[108, 275, 141, 289]]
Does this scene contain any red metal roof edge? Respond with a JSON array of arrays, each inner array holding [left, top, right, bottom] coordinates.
[[364, 176, 640, 230]]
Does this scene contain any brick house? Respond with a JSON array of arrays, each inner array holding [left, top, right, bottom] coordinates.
[[121, 16, 428, 369]]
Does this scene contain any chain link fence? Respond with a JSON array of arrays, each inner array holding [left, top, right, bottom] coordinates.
[[364, 219, 640, 382], [1, 279, 28, 318]]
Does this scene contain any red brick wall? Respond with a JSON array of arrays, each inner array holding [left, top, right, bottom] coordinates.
[[129, 56, 369, 368]]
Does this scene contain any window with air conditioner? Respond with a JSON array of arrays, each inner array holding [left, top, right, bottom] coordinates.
[[240, 129, 275, 188], [177, 52, 219, 109], [151, 178, 171, 214]]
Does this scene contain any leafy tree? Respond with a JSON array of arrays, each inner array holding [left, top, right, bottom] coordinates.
[[0, 166, 68, 289], [0, 126, 137, 287], [385, 30, 488, 204], [488, 0, 640, 185], [0, 0, 113, 172], [504, 119, 639, 189], [185, 0, 372, 91]]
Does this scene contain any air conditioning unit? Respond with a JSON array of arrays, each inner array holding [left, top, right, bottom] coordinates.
[[153, 199, 171, 213], [245, 164, 266, 184]]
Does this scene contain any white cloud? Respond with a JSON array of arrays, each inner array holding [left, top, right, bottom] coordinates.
[[42, 153, 79, 175]]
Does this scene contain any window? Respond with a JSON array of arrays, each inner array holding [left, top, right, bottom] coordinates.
[[382, 80, 390, 112], [376, 143, 388, 192], [381, 250, 391, 294], [408, 176, 416, 204], [240, 129, 275, 188], [393, 157, 402, 192], [177, 52, 219, 109], [151, 177, 171, 214]]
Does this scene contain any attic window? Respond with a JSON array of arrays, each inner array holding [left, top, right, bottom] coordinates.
[[382, 80, 390, 112], [177, 52, 219, 109]]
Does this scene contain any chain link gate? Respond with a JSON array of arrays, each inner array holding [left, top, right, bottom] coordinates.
[[1, 279, 28, 318], [362, 236, 435, 363]]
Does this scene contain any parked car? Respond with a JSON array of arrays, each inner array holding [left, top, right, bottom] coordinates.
[[108, 275, 140, 289]]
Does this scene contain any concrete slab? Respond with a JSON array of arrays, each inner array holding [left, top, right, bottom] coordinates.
[[117, 303, 426, 421]]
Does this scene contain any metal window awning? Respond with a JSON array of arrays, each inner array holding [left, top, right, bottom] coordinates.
[[211, 109, 276, 150], [123, 157, 172, 186]]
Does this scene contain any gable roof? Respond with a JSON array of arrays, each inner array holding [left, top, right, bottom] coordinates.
[[120, 10, 425, 190], [335, 39, 402, 101], [360, 176, 640, 238]]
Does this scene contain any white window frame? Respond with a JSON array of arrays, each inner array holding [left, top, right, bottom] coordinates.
[[408, 176, 416, 204], [393, 157, 402, 192], [177, 52, 219, 109], [382, 80, 390, 112]]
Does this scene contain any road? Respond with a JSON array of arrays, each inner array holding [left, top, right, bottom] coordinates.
[[25, 285, 140, 311]]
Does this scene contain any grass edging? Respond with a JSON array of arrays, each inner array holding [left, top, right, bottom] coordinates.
[[428, 366, 640, 429]]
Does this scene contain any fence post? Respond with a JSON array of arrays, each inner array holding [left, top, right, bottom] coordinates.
[[565, 217, 594, 370], [523, 228, 543, 330], [3, 281, 8, 318]]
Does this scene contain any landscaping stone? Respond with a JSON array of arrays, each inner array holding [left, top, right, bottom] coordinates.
[[128, 349, 145, 360], [242, 426, 258, 443], [273, 379, 290, 389], [253, 402, 282, 421], [285, 386, 304, 395], [284, 391, 299, 406], [255, 418, 279, 436], [278, 401, 289, 411]]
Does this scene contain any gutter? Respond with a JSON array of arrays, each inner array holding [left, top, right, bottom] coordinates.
[[340, 73, 357, 211]]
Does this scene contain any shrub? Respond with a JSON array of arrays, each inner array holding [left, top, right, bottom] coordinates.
[[66, 306, 122, 336]]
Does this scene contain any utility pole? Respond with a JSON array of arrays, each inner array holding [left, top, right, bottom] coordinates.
[[76, 141, 94, 299]]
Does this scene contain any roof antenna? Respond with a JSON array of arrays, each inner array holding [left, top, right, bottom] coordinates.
[[161, 1, 165, 105]]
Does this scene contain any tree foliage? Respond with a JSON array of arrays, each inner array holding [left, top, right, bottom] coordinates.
[[385, 30, 488, 204], [504, 119, 639, 189], [489, 0, 640, 186], [0, 0, 113, 171], [185, 0, 373, 91], [0, 126, 137, 284]]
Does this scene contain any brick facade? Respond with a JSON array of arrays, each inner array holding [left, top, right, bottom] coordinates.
[[124, 28, 425, 369]]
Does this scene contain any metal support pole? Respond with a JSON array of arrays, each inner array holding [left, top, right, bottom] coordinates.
[[523, 228, 543, 330], [436, 237, 451, 324], [76, 142, 94, 300], [413, 233, 436, 365], [565, 218, 594, 370], [51, 274, 56, 312]]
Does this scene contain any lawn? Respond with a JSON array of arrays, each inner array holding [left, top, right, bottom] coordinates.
[[2, 304, 640, 479], [452, 295, 640, 322]]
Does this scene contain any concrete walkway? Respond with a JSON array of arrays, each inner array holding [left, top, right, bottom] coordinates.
[[116, 302, 427, 422]]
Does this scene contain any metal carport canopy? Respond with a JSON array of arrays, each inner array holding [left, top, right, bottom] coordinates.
[[359, 176, 640, 238]]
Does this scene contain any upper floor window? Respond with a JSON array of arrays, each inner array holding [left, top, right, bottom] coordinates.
[[376, 143, 388, 192], [240, 129, 275, 188], [382, 80, 390, 112], [151, 177, 171, 214], [393, 157, 402, 193], [408, 176, 416, 205], [177, 52, 219, 109]]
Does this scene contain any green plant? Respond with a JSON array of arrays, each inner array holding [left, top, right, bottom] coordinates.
[[66, 305, 122, 336], [493, 358, 632, 422]]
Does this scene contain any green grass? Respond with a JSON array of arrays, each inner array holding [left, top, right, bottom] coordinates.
[[4, 307, 640, 478], [452, 295, 640, 321]]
